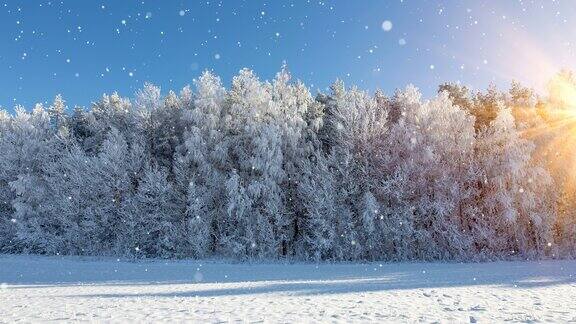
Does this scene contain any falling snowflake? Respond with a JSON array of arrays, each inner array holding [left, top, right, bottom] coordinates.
[[381, 20, 393, 32]]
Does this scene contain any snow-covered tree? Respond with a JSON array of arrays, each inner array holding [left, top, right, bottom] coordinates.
[[472, 108, 555, 258], [220, 69, 287, 258], [68, 106, 97, 152], [268, 65, 316, 256], [134, 84, 186, 172], [375, 87, 478, 260], [471, 84, 505, 131], [6, 105, 64, 253], [89, 92, 141, 152], [46, 95, 69, 135], [299, 81, 387, 260], [117, 166, 182, 258], [174, 71, 227, 257], [297, 152, 339, 260], [438, 83, 473, 111], [36, 128, 145, 255]]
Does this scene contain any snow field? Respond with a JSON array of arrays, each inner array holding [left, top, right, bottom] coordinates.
[[1, 255, 575, 322]]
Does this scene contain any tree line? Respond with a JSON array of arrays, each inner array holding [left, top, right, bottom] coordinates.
[[0, 67, 574, 260]]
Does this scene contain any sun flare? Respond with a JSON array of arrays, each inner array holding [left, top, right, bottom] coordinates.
[[516, 71, 576, 231], [547, 72, 576, 117]]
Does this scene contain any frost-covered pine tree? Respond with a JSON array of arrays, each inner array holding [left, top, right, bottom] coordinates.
[[134, 83, 186, 172], [39, 128, 145, 255], [376, 85, 436, 260], [47, 95, 69, 135], [93, 129, 146, 254], [297, 151, 338, 260], [68, 106, 97, 152], [39, 144, 95, 254], [118, 166, 181, 258], [472, 108, 555, 258], [174, 71, 227, 257], [90, 92, 141, 152], [471, 84, 505, 131], [6, 105, 65, 253], [437, 83, 473, 111], [299, 81, 387, 260], [375, 87, 478, 260], [221, 69, 286, 258], [268, 65, 316, 256], [409, 91, 477, 259]]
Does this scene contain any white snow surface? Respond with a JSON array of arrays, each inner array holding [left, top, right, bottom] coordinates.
[[0, 255, 575, 323]]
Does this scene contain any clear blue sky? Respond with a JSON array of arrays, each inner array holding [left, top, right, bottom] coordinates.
[[1, 1, 575, 111]]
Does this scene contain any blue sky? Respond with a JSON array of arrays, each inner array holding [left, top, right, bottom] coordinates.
[[1, 1, 575, 110]]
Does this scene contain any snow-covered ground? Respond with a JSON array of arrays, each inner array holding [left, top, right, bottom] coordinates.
[[0, 255, 575, 323]]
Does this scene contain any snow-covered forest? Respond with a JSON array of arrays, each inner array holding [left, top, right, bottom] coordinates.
[[1, 67, 575, 261]]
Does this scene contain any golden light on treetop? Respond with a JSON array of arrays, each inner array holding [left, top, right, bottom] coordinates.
[[520, 70, 576, 232]]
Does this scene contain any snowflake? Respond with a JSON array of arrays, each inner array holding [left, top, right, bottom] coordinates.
[[381, 20, 393, 32]]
